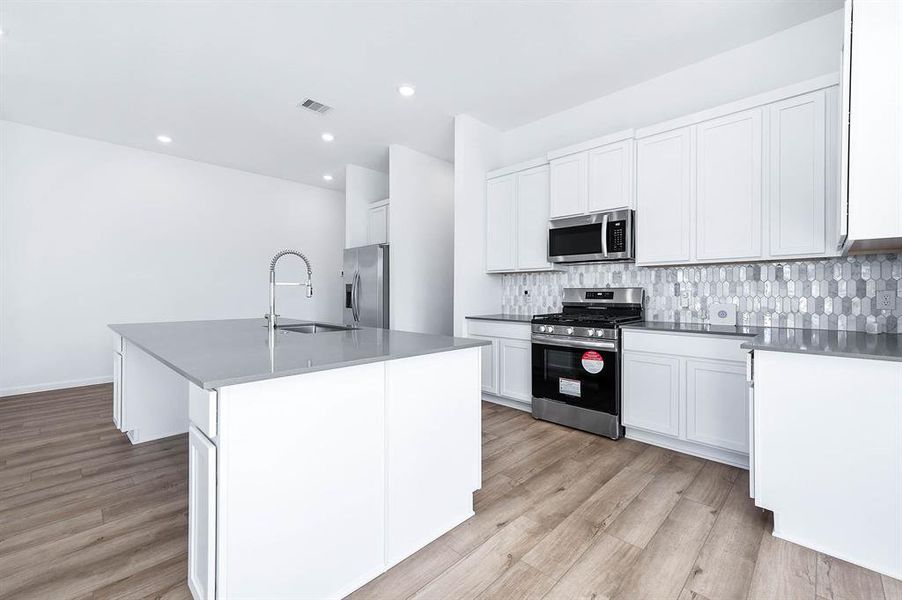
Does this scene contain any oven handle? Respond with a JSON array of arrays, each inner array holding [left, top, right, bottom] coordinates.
[[601, 213, 609, 258], [531, 334, 618, 352]]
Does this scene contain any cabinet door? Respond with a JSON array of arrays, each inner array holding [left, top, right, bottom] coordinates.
[[112, 352, 122, 430], [549, 152, 588, 219], [768, 91, 827, 256], [499, 338, 532, 403], [366, 204, 389, 245], [188, 426, 217, 600], [470, 335, 498, 395], [685, 359, 748, 453], [622, 352, 681, 437], [696, 109, 763, 261], [516, 165, 551, 271], [588, 140, 633, 212], [485, 175, 517, 271], [636, 128, 692, 264]]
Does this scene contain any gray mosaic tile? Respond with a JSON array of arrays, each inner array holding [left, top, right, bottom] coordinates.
[[501, 253, 902, 333]]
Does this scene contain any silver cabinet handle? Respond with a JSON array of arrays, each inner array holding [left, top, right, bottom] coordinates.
[[601, 213, 609, 257]]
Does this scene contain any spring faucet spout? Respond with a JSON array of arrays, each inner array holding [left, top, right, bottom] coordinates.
[[267, 249, 314, 334]]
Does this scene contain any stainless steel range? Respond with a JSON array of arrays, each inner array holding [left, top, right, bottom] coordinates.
[[530, 287, 644, 439]]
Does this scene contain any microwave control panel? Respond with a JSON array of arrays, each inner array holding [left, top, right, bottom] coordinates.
[[607, 220, 627, 253]]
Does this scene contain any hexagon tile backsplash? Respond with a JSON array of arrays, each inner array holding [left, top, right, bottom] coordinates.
[[501, 254, 902, 334]]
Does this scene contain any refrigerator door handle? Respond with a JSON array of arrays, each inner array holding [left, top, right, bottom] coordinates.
[[352, 271, 361, 322]]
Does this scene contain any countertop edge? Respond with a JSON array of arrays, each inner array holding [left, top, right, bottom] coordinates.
[[738, 341, 902, 363], [465, 314, 533, 323], [109, 324, 489, 390]]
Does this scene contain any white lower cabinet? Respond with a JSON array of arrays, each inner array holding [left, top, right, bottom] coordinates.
[[622, 352, 680, 437], [499, 339, 532, 403], [188, 425, 217, 600], [685, 359, 748, 453], [622, 329, 750, 468], [465, 319, 532, 409], [471, 334, 499, 395]]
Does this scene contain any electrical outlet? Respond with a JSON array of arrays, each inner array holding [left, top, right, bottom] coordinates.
[[876, 290, 896, 310], [680, 291, 691, 308]]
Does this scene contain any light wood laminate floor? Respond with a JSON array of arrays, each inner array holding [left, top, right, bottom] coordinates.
[[0, 385, 897, 599]]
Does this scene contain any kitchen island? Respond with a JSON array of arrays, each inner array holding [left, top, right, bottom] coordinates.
[[109, 318, 488, 600]]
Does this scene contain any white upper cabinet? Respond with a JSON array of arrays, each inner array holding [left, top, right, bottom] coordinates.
[[636, 127, 692, 265], [768, 90, 827, 257], [549, 152, 588, 219], [695, 108, 763, 261], [485, 161, 554, 273], [366, 201, 390, 245], [485, 175, 517, 272], [844, 0, 902, 247], [588, 139, 634, 213], [515, 165, 551, 271]]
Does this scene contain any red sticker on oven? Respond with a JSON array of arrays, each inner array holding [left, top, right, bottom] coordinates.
[[581, 350, 604, 374]]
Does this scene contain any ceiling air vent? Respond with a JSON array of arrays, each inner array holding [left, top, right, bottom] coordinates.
[[298, 98, 332, 115]]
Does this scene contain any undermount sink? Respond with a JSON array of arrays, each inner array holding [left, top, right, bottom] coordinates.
[[277, 323, 356, 334]]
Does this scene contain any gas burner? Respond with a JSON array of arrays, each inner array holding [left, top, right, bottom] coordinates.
[[530, 287, 644, 341]]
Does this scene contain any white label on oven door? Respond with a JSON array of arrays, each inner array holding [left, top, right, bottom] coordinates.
[[559, 377, 581, 397]]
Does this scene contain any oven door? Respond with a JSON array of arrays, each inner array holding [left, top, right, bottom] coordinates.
[[548, 209, 633, 263], [531, 336, 620, 415]]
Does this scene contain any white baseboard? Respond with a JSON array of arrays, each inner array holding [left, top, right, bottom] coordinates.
[[482, 394, 531, 412], [0, 376, 113, 398], [625, 427, 750, 469]]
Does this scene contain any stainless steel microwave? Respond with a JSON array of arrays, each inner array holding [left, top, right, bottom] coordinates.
[[548, 209, 635, 263]]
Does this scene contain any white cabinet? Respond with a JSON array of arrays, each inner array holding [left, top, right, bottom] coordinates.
[[485, 175, 517, 271], [549, 152, 587, 219], [188, 425, 217, 600], [622, 352, 681, 437], [636, 127, 692, 265], [471, 334, 499, 395], [843, 0, 902, 248], [768, 91, 827, 256], [547, 132, 635, 219], [465, 319, 532, 409], [366, 201, 390, 245], [588, 139, 633, 213], [485, 164, 554, 273], [516, 166, 551, 271], [112, 347, 123, 430], [695, 109, 763, 261], [622, 330, 750, 468], [499, 338, 532, 403], [685, 359, 748, 453]]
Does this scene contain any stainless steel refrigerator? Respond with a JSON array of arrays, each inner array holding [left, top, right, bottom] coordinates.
[[343, 244, 389, 328]]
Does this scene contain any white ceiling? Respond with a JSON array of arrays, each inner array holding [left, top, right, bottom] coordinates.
[[0, 1, 841, 190]]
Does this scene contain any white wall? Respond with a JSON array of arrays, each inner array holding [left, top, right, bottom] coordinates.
[[501, 10, 843, 163], [388, 145, 454, 335], [452, 115, 503, 336], [345, 164, 389, 249], [0, 121, 346, 396]]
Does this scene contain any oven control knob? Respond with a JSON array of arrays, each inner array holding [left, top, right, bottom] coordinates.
[[547, 326, 554, 333], [587, 329, 595, 336], [566, 327, 574, 335], [539, 325, 547, 333], [597, 330, 606, 337]]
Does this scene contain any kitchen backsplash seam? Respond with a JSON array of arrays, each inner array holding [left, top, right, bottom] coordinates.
[[501, 254, 902, 334]]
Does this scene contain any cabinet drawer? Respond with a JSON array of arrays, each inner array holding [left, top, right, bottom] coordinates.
[[465, 320, 531, 341], [189, 384, 217, 440], [622, 330, 749, 363]]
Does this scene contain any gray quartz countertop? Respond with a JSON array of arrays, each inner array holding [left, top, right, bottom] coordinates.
[[621, 321, 902, 362], [109, 318, 489, 390], [465, 314, 533, 323]]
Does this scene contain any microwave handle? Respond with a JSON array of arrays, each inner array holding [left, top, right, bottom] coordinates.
[[601, 213, 609, 257]]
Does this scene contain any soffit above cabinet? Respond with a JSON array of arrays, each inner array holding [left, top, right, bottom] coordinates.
[[486, 157, 548, 180]]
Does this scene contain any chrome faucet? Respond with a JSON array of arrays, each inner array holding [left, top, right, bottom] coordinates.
[[267, 249, 313, 334]]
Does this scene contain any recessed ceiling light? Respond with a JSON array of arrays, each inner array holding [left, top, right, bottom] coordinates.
[[321, 132, 334, 142], [398, 84, 416, 97], [156, 134, 172, 144], [323, 174, 334, 182]]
